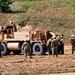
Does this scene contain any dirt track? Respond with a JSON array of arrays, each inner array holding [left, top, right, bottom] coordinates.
[[0, 44, 75, 75]]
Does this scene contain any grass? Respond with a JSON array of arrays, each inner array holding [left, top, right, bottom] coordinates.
[[10, 0, 72, 12], [0, 0, 75, 42]]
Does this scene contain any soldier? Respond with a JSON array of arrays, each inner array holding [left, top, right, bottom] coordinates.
[[10, 21, 17, 32], [58, 35, 64, 54], [70, 34, 75, 54], [21, 42, 32, 58], [60, 35, 64, 54], [46, 38, 52, 54], [51, 35, 60, 57]]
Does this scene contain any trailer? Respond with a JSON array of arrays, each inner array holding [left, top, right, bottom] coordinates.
[[0, 25, 55, 55]]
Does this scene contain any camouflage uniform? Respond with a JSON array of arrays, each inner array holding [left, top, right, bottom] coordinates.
[[46, 38, 52, 54], [51, 38, 60, 57], [70, 37, 75, 54], [59, 37, 64, 54], [22, 42, 32, 58]]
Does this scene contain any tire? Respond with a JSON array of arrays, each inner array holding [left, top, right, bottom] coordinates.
[[13, 50, 21, 55], [1, 43, 7, 56], [33, 43, 43, 55]]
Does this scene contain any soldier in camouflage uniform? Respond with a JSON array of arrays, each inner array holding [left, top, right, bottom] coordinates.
[[21, 42, 32, 58], [58, 35, 64, 54], [46, 38, 52, 54], [70, 35, 75, 54], [51, 35, 60, 57]]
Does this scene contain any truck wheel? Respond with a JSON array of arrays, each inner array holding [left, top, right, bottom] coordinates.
[[1, 43, 7, 56], [13, 50, 21, 55], [33, 43, 43, 55]]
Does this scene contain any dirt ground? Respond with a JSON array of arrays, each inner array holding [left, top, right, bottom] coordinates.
[[0, 43, 75, 75]]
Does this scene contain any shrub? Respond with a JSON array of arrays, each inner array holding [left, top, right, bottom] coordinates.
[[0, 0, 12, 13], [22, 0, 30, 12], [72, 0, 75, 10]]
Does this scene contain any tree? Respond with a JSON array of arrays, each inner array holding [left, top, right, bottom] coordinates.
[[0, 0, 12, 13]]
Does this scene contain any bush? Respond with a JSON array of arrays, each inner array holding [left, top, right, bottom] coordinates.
[[72, 0, 75, 10], [22, 0, 30, 12], [0, 0, 12, 13]]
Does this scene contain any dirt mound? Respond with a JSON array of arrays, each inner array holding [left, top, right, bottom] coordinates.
[[20, 24, 34, 31], [18, 23, 42, 32]]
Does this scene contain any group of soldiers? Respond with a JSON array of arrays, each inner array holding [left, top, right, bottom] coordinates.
[[46, 35, 64, 57]]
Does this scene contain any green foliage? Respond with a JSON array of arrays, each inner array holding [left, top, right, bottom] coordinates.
[[22, 0, 30, 12], [0, 0, 12, 13], [22, 0, 38, 12], [72, 0, 75, 10]]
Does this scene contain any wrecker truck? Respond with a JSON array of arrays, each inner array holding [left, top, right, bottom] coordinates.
[[0, 25, 55, 55]]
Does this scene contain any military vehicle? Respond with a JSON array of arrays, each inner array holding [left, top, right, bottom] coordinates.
[[0, 25, 54, 55]]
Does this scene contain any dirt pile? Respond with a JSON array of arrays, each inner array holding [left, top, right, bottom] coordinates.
[[18, 23, 42, 32], [19, 24, 34, 31]]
